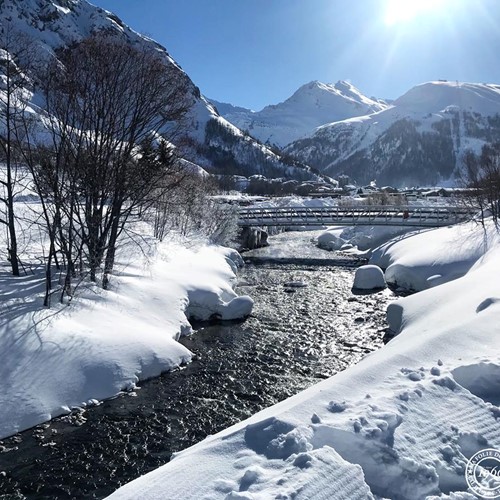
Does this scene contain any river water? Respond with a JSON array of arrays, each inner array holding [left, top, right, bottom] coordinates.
[[0, 232, 398, 499]]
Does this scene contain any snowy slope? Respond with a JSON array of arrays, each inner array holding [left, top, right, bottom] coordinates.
[[210, 99, 254, 117], [213, 80, 387, 148], [286, 81, 500, 187], [0, 0, 315, 181], [109, 220, 500, 500]]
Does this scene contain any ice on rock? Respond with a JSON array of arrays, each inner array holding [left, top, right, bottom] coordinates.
[[353, 265, 386, 291]]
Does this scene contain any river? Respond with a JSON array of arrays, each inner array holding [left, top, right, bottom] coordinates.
[[0, 231, 398, 499]]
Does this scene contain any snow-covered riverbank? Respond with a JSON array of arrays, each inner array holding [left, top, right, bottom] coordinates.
[[109, 219, 500, 499], [0, 232, 253, 439]]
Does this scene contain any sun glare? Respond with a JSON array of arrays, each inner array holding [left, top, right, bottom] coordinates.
[[384, 0, 447, 26]]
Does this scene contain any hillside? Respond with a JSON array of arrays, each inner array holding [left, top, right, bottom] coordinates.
[[0, 0, 315, 181], [285, 81, 500, 187], [212, 80, 387, 148]]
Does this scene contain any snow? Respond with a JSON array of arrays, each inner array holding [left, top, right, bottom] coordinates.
[[317, 224, 420, 254], [394, 81, 500, 117], [353, 265, 386, 290], [0, 221, 252, 439], [370, 220, 499, 291], [109, 218, 500, 500]]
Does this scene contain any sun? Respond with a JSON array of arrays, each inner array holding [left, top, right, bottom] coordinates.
[[384, 0, 447, 26]]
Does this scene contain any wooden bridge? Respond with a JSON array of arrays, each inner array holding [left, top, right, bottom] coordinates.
[[238, 205, 477, 228]]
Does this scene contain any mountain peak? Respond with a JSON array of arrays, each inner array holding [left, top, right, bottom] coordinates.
[[333, 80, 354, 91], [216, 80, 387, 148]]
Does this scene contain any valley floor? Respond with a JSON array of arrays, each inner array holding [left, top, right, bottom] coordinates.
[[108, 219, 500, 500]]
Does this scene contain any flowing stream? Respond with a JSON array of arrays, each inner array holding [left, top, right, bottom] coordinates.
[[0, 232, 398, 499]]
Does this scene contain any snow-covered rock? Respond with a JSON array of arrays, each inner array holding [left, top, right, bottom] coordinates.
[[186, 288, 253, 322], [370, 220, 500, 291], [352, 265, 386, 290], [317, 224, 420, 254], [317, 231, 346, 251]]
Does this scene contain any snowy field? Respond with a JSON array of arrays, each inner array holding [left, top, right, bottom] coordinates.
[[0, 203, 253, 439], [109, 219, 500, 500]]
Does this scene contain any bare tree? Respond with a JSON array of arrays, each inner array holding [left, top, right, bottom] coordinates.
[[30, 33, 189, 291], [149, 173, 238, 246], [460, 146, 500, 228], [0, 25, 34, 275]]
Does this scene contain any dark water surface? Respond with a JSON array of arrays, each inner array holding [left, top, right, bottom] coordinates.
[[0, 256, 396, 499]]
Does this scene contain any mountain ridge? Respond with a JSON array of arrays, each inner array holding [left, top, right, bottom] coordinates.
[[212, 80, 387, 148], [285, 80, 500, 187]]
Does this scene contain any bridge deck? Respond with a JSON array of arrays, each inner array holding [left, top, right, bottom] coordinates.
[[238, 205, 477, 228]]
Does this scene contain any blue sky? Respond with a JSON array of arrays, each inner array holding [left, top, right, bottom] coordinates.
[[91, 0, 500, 110]]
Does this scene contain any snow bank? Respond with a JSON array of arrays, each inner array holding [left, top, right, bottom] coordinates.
[[371, 221, 498, 291], [109, 220, 500, 500], [0, 238, 251, 439], [353, 265, 386, 290], [317, 224, 420, 254]]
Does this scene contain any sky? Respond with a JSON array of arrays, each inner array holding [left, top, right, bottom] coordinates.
[[90, 0, 500, 111]]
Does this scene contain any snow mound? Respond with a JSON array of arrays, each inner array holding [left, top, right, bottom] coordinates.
[[187, 289, 253, 321], [353, 265, 386, 290], [371, 220, 500, 291]]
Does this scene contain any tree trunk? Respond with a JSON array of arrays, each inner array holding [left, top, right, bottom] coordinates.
[[5, 80, 20, 276]]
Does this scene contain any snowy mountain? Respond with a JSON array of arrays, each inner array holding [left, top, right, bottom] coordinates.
[[285, 81, 500, 187], [212, 81, 388, 148], [0, 0, 316, 181], [210, 99, 253, 117]]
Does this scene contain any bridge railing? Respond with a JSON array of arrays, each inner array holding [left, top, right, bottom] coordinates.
[[238, 205, 478, 227]]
